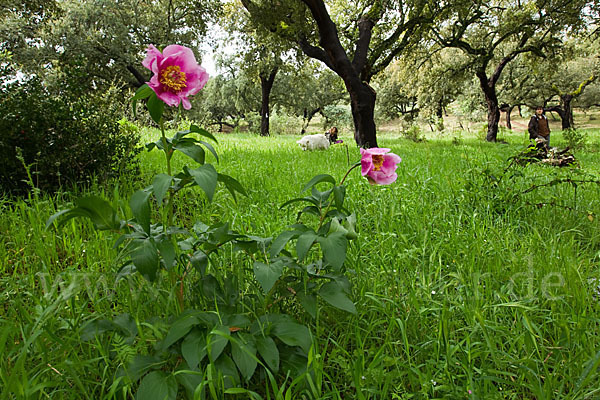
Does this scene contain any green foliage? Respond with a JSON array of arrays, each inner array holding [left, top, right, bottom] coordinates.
[[44, 82, 360, 397], [321, 105, 353, 130], [562, 128, 587, 149], [2, 0, 220, 90], [4, 131, 600, 397], [0, 79, 141, 194], [401, 125, 426, 142]]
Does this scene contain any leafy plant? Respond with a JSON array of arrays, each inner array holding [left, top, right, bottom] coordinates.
[[562, 128, 587, 149], [44, 44, 396, 398], [0, 80, 141, 194]]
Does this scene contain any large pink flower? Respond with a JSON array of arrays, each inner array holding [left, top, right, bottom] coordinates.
[[360, 147, 401, 185], [142, 44, 209, 109]]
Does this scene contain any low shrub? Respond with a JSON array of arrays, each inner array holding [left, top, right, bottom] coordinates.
[[0, 79, 141, 194], [401, 124, 426, 142], [562, 128, 587, 150]]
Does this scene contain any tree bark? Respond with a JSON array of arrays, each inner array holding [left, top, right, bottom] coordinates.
[[477, 71, 500, 142], [560, 94, 574, 129], [259, 67, 278, 137], [126, 65, 148, 87], [500, 104, 514, 130], [298, 0, 378, 147], [301, 107, 321, 134], [506, 106, 513, 130], [347, 80, 378, 147]]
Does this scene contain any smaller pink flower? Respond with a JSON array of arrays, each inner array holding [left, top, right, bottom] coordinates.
[[360, 147, 401, 185], [142, 44, 209, 109]]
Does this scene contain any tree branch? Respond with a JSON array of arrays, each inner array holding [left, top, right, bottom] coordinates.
[[298, 37, 335, 71], [352, 16, 374, 76]]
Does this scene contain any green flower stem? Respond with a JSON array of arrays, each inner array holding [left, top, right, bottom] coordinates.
[[159, 119, 172, 176], [159, 119, 176, 230], [159, 119, 179, 303]]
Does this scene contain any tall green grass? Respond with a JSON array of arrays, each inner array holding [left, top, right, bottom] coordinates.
[[2, 128, 600, 399]]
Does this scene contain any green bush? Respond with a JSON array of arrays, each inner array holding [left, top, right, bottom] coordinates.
[[562, 128, 587, 149], [0, 79, 141, 194], [401, 124, 426, 142]]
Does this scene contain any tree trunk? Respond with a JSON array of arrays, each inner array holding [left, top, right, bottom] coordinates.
[[477, 71, 500, 142], [259, 67, 278, 137], [301, 107, 321, 134], [296, 1, 379, 147], [560, 94, 574, 129], [500, 104, 514, 130], [347, 80, 378, 147], [506, 105, 514, 130]]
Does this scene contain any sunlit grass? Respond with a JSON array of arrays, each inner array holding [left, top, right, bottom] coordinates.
[[2, 129, 600, 398]]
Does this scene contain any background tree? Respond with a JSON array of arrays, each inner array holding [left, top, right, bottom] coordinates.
[[241, 0, 449, 147], [274, 60, 346, 133], [431, 0, 592, 142], [2, 0, 219, 90], [221, 0, 297, 136], [377, 46, 471, 130]]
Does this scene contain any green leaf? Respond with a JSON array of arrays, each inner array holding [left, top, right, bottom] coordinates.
[[231, 334, 257, 381], [127, 355, 163, 382], [214, 353, 240, 387], [163, 312, 199, 348], [296, 231, 317, 261], [132, 84, 153, 119], [328, 218, 348, 236], [253, 261, 284, 293], [131, 240, 160, 281], [319, 281, 356, 314], [198, 140, 219, 163], [181, 330, 207, 369], [301, 174, 336, 193], [46, 196, 120, 231], [147, 92, 165, 124], [136, 371, 177, 400], [208, 325, 230, 362], [152, 174, 172, 205], [174, 141, 205, 164], [279, 197, 320, 209], [269, 231, 297, 258], [190, 124, 218, 143], [217, 173, 247, 202], [189, 164, 218, 202], [272, 320, 311, 353], [129, 190, 151, 235], [342, 213, 358, 240], [333, 185, 346, 209], [297, 291, 317, 318], [318, 232, 348, 271], [256, 336, 279, 372]]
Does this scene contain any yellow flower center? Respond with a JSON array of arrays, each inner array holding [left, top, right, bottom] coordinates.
[[159, 65, 187, 92], [372, 155, 384, 171]]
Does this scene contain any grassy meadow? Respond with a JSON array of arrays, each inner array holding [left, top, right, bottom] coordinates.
[[2, 126, 600, 399]]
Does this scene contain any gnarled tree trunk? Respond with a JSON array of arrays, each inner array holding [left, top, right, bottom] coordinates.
[[477, 71, 500, 142], [347, 79, 377, 147], [259, 67, 278, 137]]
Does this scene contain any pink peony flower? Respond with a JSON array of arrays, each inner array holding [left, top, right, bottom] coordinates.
[[360, 147, 401, 185], [142, 44, 209, 109]]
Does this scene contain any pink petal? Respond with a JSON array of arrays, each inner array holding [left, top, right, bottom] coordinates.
[[363, 147, 391, 155], [142, 45, 162, 73], [156, 90, 181, 107], [162, 45, 198, 71], [361, 158, 374, 176], [182, 66, 209, 96], [369, 170, 397, 185], [385, 153, 402, 164], [380, 154, 401, 173], [181, 97, 192, 110]]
